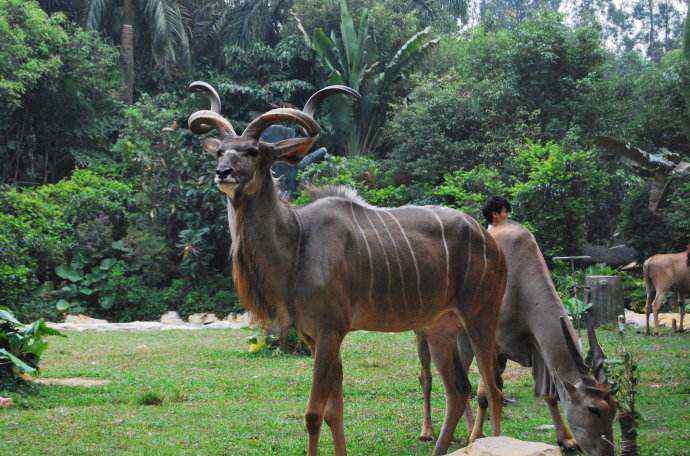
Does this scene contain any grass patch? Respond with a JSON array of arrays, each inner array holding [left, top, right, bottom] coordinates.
[[0, 327, 687, 455]]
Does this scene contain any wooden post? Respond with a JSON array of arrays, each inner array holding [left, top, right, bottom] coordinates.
[[585, 275, 624, 326]]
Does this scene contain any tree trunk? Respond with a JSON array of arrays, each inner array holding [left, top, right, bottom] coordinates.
[[121, 0, 135, 104]]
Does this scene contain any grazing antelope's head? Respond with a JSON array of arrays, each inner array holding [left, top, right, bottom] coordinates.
[[187, 81, 359, 200], [559, 317, 617, 456]]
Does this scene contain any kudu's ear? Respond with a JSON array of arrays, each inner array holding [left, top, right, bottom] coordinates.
[[263, 137, 317, 165], [202, 138, 222, 157]]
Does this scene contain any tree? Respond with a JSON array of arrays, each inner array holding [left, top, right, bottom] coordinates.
[[298, 0, 438, 154], [0, 0, 122, 184], [84, 0, 190, 103]]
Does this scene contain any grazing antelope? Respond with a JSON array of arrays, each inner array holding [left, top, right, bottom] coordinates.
[[644, 245, 689, 335], [416, 220, 617, 456], [187, 81, 506, 456]]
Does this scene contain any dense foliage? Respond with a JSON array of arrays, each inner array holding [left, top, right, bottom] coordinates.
[[0, 307, 64, 385], [0, 0, 688, 322]]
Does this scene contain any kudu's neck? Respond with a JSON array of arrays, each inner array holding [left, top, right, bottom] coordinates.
[[226, 175, 296, 253], [225, 174, 301, 330], [523, 274, 586, 387]]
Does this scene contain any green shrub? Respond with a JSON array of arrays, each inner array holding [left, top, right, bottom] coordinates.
[[619, 180, 689, 262], [296, 155, 417, 207], [0, 307, 64, 386], [431, 165, 510, 221], [508, 142, 613, 259]]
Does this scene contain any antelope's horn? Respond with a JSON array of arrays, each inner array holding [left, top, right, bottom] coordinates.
[[188, 110, 237, 137], [559, 316, 589, 376], [586, 320, 607, 383], [303, 85, 361, 117], [189, 81, 222, 113], [187, 81, 237, 137], [242, 108, 320, 141]]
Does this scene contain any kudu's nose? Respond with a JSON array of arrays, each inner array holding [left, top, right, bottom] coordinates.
[[216, 168, 233, 179]]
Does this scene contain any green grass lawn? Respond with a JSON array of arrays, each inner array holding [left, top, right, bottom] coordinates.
[[1, 327, 688, 455]]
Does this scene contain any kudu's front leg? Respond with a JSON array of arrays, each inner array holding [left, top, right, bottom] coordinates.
[[544, 395, 579, 451], [305, 332, 346, 456]]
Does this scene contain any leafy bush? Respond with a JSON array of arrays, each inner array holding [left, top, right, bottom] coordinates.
[[508, 142, 614, 259], [0, 170, 135, 320], [431, 165, 509, 221], [0, 307, 64, 386], [619, 179, 690, 261], [296, 155, 417, 206]]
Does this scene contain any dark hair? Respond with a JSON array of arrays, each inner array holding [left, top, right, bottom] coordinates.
[[482, 196, 511, 225]]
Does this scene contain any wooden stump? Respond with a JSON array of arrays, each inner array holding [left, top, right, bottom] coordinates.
[[586, 275, 624, 326]]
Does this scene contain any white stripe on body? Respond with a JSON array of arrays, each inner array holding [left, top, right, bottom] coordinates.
[[461, 214, 473, 292], [363, 210, 392, 297], [350, 202, 375, 305], [424, 207, 450, 305], [385, 210, 423, 307], [374, 210, 408, 309]]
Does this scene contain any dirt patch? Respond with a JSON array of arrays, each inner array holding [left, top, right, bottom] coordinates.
[[33, 377, 110, 387]]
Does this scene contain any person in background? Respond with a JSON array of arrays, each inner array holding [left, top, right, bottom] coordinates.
[[482, 196, 511, 230]]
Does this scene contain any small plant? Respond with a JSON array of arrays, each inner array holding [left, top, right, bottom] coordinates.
[[247, 327, 310, 356], [0, 307, 65, 385], [607, 329, 641, 456], [138, 390, 164, 406]]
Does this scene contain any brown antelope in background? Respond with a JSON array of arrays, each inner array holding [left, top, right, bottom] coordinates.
[[416, 220, 617, 456], [644, 245, 689, 335], [187, 81, 507, 456]]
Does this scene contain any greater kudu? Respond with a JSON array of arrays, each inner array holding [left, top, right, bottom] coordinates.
[[187, 82, 507, 456], [416, 220, 617, 456], [644, 246, 689, 335]]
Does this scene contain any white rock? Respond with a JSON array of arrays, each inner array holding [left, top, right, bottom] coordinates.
[[187, 313, 219, 324], [160, 311, 183, 324], [64, 314, 108, 325], [449, 436, 561, 456], [0, 397, 13, 408], [535, 424, 556, 431]]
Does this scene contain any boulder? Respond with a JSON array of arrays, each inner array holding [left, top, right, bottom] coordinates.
[[160, 311, 183, 324], [187, 313, 219, 324], [449, 437, 561, 456], [224, 312, 248, 323]]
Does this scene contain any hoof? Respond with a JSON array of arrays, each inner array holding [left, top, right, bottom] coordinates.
[[558, 438, 581, 453], [418, 433, 434, 442], [468, 432, 485, 442]]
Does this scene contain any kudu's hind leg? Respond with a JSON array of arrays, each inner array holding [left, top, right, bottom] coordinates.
[[651, 291, 666, 336], [427, 332, 472, 455], [305, 332, 346, 456], [677, 293, 685, 332], [415, 333, 435, 442], [644, 275, 655, 336]]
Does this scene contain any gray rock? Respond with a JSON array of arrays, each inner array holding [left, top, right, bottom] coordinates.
[[160, 311, 183, 324], [187, 313, 219, 324], [449, 436, 561, 456]]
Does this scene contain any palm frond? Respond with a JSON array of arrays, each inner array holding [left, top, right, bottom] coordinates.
[[141, 0, 191, 67]]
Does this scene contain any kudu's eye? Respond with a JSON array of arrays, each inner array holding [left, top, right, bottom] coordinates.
[[588, 406, 602, 417]]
